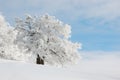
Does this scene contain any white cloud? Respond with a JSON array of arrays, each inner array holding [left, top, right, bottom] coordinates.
[[2, 0, 120, 20], [80, 51, 120, 59], [35, 0, 120, 20], [1, 0, 120, 33]]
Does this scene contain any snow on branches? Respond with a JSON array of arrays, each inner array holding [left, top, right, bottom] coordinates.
[[0, 14, 82, 66]]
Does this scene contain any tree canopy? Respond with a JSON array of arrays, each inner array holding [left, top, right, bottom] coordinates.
[[0, 14, 82, 66]]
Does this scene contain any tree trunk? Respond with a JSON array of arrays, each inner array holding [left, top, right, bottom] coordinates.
[[36, 54, 44, 65]]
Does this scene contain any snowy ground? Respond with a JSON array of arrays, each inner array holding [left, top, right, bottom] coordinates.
[[0, 52, 120, 80]]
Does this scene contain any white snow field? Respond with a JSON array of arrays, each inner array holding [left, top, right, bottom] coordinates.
[[0, 52, 120, 80]]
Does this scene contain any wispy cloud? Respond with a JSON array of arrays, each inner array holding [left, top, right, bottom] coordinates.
[[1, 0, 120, 27], [1, 0, 120, 19]]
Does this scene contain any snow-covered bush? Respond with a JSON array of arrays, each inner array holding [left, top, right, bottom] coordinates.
[[0, 14, 82, 66], [0, 15, 20, 60]]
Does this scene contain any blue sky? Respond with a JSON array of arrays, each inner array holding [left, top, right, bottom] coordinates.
[[0, 0, 120, 51]]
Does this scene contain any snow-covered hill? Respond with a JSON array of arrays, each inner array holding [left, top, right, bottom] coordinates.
[[0, 52, 120, 80]]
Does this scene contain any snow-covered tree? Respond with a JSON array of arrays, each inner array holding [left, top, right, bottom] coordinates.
[[14, 14, 82, 66], [0, 15, 21, 60], [0, 15, 35, 62]]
